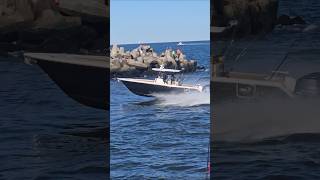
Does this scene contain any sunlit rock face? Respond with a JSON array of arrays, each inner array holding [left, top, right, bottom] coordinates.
[[211, 0, 279, 39], [0, 0, 109, 55], [0, 0, 34, 28]]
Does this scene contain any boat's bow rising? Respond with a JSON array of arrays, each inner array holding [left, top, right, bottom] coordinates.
[[24, 53, 109, 110]]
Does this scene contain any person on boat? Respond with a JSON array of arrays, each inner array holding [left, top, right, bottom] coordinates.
[[176, 49, 182, 58], [165, 49, 171, 59], [171, 74, 176, 84], [146, 47, 153, 53], [212, 55, 225, 77], [163, 73, 168, 84], [172, 50, 177, 59], [172, 49, 181, 69]]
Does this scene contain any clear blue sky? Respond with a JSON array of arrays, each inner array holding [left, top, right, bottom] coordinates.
[[111, 0, 210, 44]]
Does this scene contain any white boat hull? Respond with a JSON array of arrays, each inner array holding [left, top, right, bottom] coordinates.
[[118, 78, 202, 97]]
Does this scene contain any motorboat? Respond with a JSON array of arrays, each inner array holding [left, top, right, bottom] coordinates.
[[177, 42, 184, 46], [118, 65, 204, 97], [212, 71, 295, 101], [212, 60, 320, 102], [211, 28, 320, 102]]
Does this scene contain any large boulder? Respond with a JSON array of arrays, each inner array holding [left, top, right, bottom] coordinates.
[[277, 15, 306, 26], [0, 0, 34, 29], [111, 44, 119, 57], [212, 0, 279, 39], [110, 58, 122, 73], [0, 0, 108, 55], [33, 9, 81, 29]]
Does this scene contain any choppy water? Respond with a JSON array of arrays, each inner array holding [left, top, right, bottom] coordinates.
[[110, 41, 210, 179], [0, 59, 108, 179], [212, 0, 320, 179]]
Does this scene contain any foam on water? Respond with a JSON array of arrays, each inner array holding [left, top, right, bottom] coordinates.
[[213, 98, 320, 142], [152, 91, 210, 107]]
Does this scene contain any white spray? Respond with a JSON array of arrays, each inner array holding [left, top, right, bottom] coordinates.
[[213, 98, 320, 142], [152, 91, 210, 107]]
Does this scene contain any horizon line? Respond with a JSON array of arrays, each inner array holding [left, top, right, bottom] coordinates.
[[110, 39, 210, 46]]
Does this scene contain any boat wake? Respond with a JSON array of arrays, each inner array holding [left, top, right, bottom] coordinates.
[[152, 91, 210, 107], [213, 98, 320, 142]]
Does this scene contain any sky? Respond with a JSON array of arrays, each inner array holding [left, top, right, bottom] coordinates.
[[110, 0, 210, 44]]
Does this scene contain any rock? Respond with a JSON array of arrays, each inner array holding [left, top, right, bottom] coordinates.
[[0, 0, 108, 55], [119, 47, 124, 54], [57, 0, 108, 19], [136, 56, 143, 63], [277, 15, 291, 25], [110, 59, 121, 73], [32, 0, 57, 18], [197, 65, 206, 71], [33, 9, 81, 29], [277, 15, 306, 26], [0, 0, 34, 29], [119, 63, 132, 72], [110, 45, 199, 77], [126, 59, 148, 70], [164, 60, 177, 69], [149, 60, 160, 68], [290, 16, 306, 25], [212, 0, 279, 39], [111, 44, 119, 57]]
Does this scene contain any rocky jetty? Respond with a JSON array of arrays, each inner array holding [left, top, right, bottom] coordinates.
[[211, 0, 279, 39], [110, 44, 198, 77], [0, 0, 109, 56], [276, 15, 306, 26]]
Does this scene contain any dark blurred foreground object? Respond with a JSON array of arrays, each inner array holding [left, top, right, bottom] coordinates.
[[24, 53, 110, 110], [211, 0, 279, 39], [0, 0, 110, 110], [212, 64, 320, 102], [0, 0, 109, 56]]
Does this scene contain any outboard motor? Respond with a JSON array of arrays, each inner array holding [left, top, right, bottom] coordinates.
[[295, 72, 320, 97]]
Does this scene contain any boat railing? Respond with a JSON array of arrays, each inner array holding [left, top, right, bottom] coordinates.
[[269, 71, 290, 81], [228, 71, 268, 80]]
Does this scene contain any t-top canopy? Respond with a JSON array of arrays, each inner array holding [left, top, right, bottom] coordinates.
[[152, 68, 181, 73]]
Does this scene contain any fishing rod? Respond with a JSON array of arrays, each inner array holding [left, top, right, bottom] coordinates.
[[268, 37, 300, 80], [220, 20, 238, 58], [269, 52, 290, 80], [229, 47, 248, 72], [218, 19, 259, 73]]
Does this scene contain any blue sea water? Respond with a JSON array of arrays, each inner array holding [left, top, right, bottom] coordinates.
[[0, 59, 108, 179], [110, 41, 210, 179], [212, 0, 320, 179]]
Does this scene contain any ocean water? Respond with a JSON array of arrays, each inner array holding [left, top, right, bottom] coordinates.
[[212, 0, 320, 179], [110, 41, 210, 179], [0, 59, 108, 179]]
